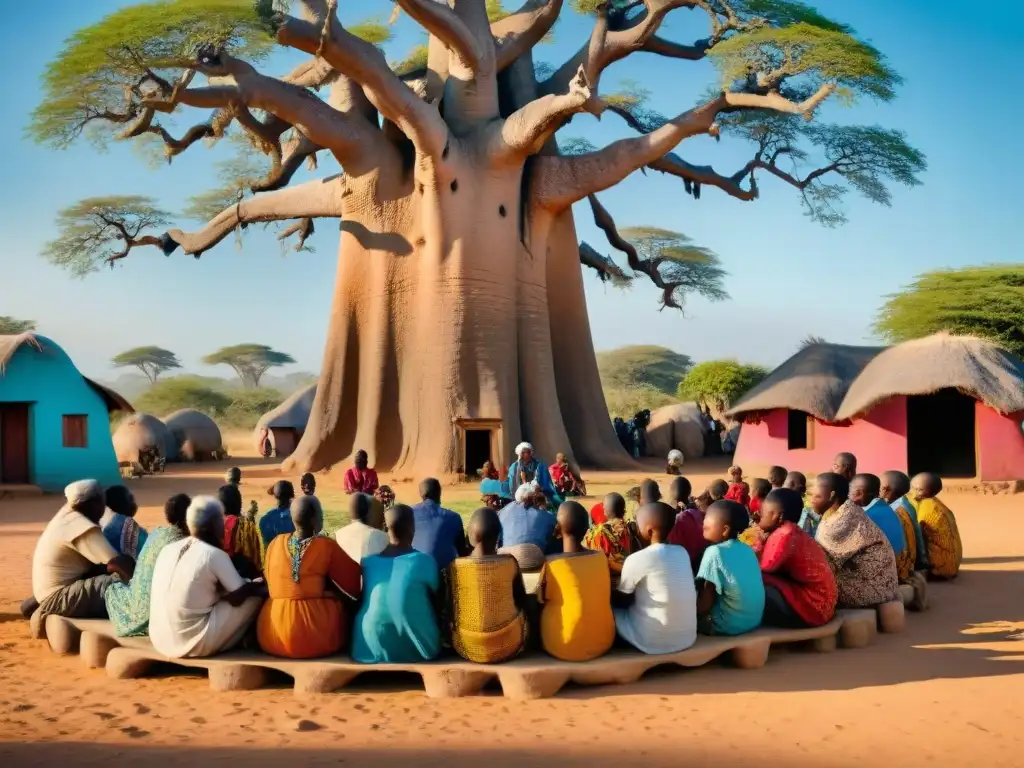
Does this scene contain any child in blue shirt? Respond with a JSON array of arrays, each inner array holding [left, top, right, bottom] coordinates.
[[696, 500, 766, 635]]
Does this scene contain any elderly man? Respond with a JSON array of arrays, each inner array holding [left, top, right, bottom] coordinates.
[[506, 442, 555, 500], [498, 482, 559, 568], [149, 496, 266, 659], [832, 452, 858, 481], [26, 480, 135, 622]]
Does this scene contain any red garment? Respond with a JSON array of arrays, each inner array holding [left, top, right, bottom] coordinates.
[[344, 466, 380, 494], [223, 515, 239, 556], [667, 508, 707, 573], [749, 496, 763, 517], [755, 521, 837, 627], [550, 462, 573, 493], [725, 482, 750, 508], [590, 502, 606, 525]]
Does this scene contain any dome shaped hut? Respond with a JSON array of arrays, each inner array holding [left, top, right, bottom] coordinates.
[[253, 382, 316, 458], [112, 413, 176, 464], [645, 403, 706, 462], [163, 409, 224, 462]]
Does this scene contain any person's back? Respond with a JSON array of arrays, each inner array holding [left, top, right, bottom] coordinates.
[[498, 502, 556, 551], [411, 498, 464, 570], [541, 551, 614, 661], [914, 494, 962, 578], [863, 498, 907, 557], [616, 543, 696, 654]]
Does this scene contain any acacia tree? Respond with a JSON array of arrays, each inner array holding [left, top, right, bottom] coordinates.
[[874, 266, 1024, 358], [34, 0, 924, 475], [112, 345, 183, 382], [203, 343, 296, 386]]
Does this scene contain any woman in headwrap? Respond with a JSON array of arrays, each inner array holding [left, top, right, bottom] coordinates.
[[506, 443, 555, 501], [219, 483, 262, 574], [100, 485, 148, 559]]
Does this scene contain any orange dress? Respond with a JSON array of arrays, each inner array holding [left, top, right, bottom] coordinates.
[[257, 536, 362, 659]]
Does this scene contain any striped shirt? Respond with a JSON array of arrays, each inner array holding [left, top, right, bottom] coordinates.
[[614, 543, 697, 654]]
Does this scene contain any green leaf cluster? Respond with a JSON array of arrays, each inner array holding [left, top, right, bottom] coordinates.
[[619, 226, 729, 305], [677, 360, 770, 410], [203, 343, 296, 387], [0, 317, 37, 335], [597, 345, 694, 395], [874, 266, 1024, 358]]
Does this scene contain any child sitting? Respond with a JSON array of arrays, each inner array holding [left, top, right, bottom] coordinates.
[[696, 500, 765, 635], [612, 502, 697, 655], [910, 472, 963, 579], [768, 466, 788, 490], [749, 478, 771, 518], [724, 467, 750, 507], [667, 476, 706, 573]]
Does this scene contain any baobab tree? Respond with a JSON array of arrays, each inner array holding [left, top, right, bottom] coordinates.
[[34, 0, 924, 476]]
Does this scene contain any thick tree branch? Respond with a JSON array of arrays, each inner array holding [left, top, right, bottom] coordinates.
[[587, 195, 682, 309], [641, 34, 708, 60], [493, 0, 564, 71], [163, 176, 344, 257], [278, 218, 316, 251], [276, 13, 448, 159], [579, 241, 631, 284], [493, 65, 591, 163], [648, 152, 758, 201], [397, 0, 483, 72]]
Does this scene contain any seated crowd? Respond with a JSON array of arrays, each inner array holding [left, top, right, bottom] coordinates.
[[23, 448, 962, 667]]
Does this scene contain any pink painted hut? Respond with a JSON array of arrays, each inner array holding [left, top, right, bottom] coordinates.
[[727, 334, 1024, 481]]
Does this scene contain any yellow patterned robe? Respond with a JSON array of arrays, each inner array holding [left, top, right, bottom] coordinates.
[[913, 497, 963, 578]]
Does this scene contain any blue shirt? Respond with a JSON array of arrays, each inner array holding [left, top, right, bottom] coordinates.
[[258, 507, 294, 550], [351, 551, 441, 663], [506, 459, 555, 498], [864, 497, 906, 556], [696, 538, 766, 635], [798, 508, 821, 536], [893, 496, 929, 569], [410, 500, 465, 570], [498, 502, 558, 553]]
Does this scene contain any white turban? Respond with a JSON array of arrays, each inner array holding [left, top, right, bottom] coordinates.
[[515, 442, 534, 457], [64, 479, 102, 507], [515, 482, 539, 504], [668, 449, 684, 465]]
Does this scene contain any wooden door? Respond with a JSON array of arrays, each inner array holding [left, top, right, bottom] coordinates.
[[0, 403, 30, 484]]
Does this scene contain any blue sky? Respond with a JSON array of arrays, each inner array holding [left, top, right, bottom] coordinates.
[[2, 1, 1021, 381]]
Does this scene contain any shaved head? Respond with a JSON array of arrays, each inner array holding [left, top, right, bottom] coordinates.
[[811, 472, 849, 514], [639, 479, 662, 505], [603, 492, 626, 520], [850, 473, 881, 507], [880, 470, 910, 503], [468, 507, 501, 551], [292, 494, 324, 534], [420, 478, 442, 503], [385, 503, 415, 544], [911, 472, 942, 501], [636, 502, 675, 544], [708, 479, 729, 500], [557, 500, 590, 540], [832, 452, 857, 480], [784, 471, 807, 496]]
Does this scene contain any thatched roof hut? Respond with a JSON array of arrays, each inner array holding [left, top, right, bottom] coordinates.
[[163, 409, 223, 462], [727, 343, 884, 422], [113, 413, 177, 463], [254, 383, 316, 457], [835, 333, 1024, 421]]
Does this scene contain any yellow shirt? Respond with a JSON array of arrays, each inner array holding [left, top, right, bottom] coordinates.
[[913, 497, 962, 578], [538, 551, 614, 662]]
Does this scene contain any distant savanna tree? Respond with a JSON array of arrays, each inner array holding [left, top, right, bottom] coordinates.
[[677, 359, 769, 411], [0, 316, 37, 334], [203, 344, 296, 388], [874, 265, 1024, 358], [112, 345, 182, 382]]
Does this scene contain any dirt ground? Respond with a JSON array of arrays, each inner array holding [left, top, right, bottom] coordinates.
[[1, 446, 1023, 766]]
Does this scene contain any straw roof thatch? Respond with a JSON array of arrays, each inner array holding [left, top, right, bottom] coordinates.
[[1, 333, 132, 413], [727, 343, 885, 421], [256, 382, 316, 430], [835, 333, 1024, 421]]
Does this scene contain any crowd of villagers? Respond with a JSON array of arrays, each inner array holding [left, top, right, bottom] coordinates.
[[23, 443, 962, 667]]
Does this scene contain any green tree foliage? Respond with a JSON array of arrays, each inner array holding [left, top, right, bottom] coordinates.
[[222, 386, 286, 428], [873, 266, 1024, 358], [597, 345, 694, 395], [134, 375, 233, 416], [619, 226, 728, 307], [43, 196, 171, 276], [203, 343, 295, 387], [0, 317, 37, 334], [678, 360, 770, 411], [111, 346, 182, 382], [604, 384, 677, 420]]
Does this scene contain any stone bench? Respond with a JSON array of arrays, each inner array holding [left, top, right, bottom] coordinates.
[[35, 604, 895, 700]]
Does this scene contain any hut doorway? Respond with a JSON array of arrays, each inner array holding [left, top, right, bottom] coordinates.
[[907, 389, 976, 478], [0, 403, 31, 484], [455, 418, 503, 476], [465, 430, 492, 477]]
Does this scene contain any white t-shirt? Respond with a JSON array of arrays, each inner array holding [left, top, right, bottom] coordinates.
[[148, 538, 246, 658], [614, 543, 697, 655], [32, 508, 118, 601], [335, 520, 389, 564]]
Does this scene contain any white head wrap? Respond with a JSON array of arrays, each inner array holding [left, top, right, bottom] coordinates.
[[667, 449, 684, 465], [65, 479, 102, 507], [515, 481, 539, 504], [515, 442, 534, 458]]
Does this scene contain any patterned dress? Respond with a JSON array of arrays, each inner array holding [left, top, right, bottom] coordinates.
[[446, 555, 527, 663], [100, 511, 148, 559], [583, 517, 641, 581], [224, 515, 263, 570], [816, 500, 899, 608], [754, 521, 837, 627], [104, 526, 185, 637], [913, 497, 963, 578]]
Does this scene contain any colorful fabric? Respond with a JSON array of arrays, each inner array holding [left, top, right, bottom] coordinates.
[[447, 555, 527, 663], [891, 504, 918, 580], [755, 521, 837, 627], [738, 525, 765, 549], [863, 498, 911, 581], [583, 517, 639, 579], [411, 500, 465, 571], [816, 500, 899, 608], [344, 466, 380, 495], [749, 496, 763, 518], [797, 508, 821, 537], [498, 503, 557, 553], [258, 507, 295, 551], [104, 526, 185, 637], [667, 508, 707, 574], [614, 543, 697, 655], [507, 458, 554, 498], [913, 497, 962, 578], [224, 515, 262, 570], [724, 483, 750, 508], [549, 462, 584, 496], [374, 485, 396, 509], [589, 502, 606, 525], [697, 539, 766, 636], [539, 551, 615, 662], [895, 496, 929, 570], [351, 551, 441, 663], [257, 536, 361, 659], [100, 511, 148, 559]]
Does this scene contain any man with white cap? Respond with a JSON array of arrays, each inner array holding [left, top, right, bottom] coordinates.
[[505, 443, 555, 501], [26, 480, 136, 621]]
